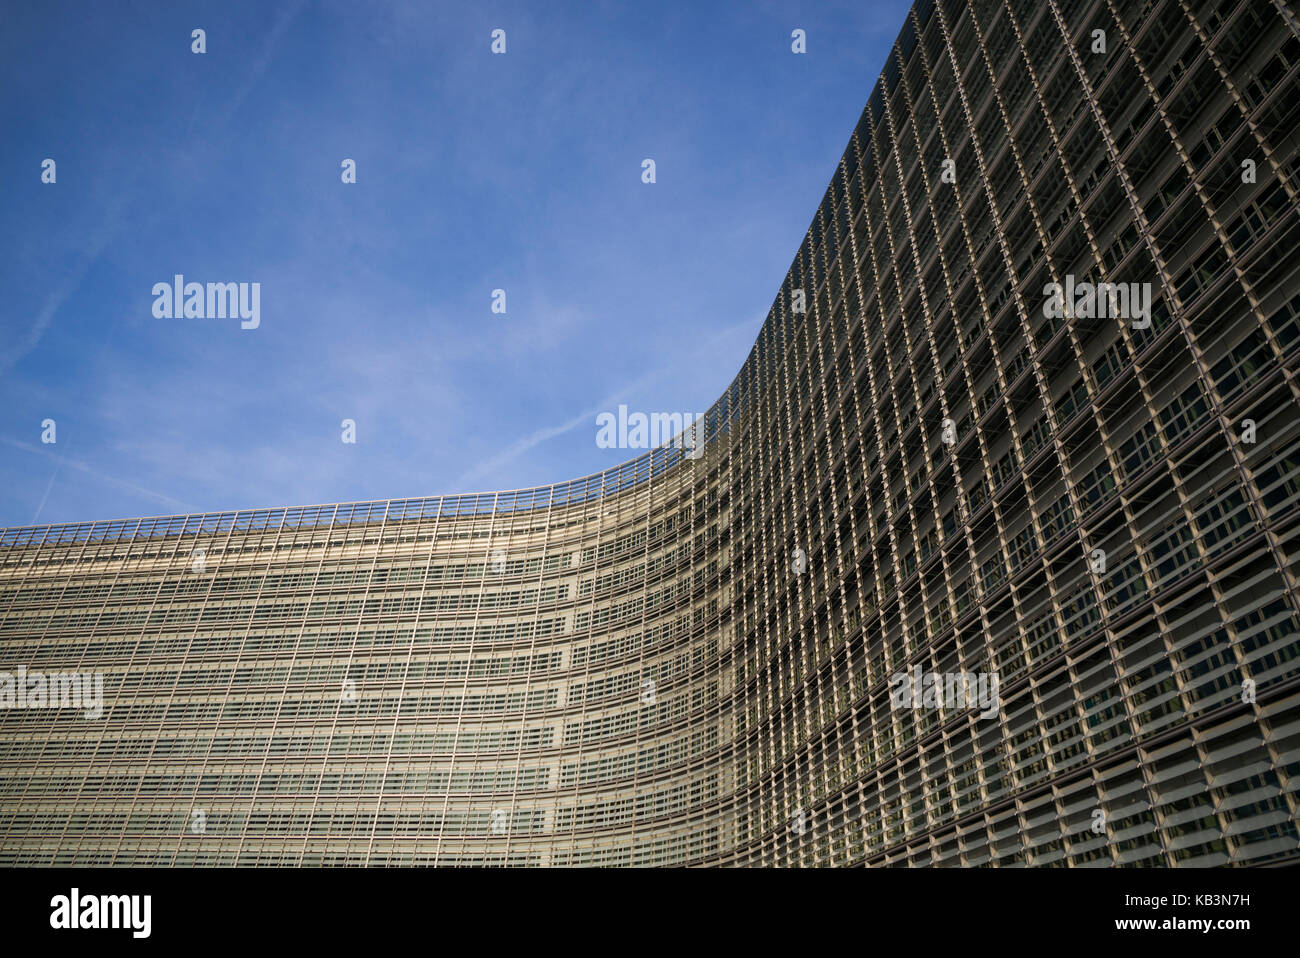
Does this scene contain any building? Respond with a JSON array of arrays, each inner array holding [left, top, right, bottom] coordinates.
[[2, 0, 1299, 866]]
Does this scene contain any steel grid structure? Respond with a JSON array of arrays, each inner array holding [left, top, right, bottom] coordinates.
[[2, 0, 1300, 866]]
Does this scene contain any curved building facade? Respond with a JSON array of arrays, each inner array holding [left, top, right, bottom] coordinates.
[[3, 0, 1300, 866]]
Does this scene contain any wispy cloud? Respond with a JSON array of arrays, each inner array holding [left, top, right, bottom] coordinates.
[[30, 464, 61, 524], [0, 1, 905, 526], [210, 0, 309, 128], [452, 318, 756, 489], [1, 438, 197, 523], [0, 197, 126, 376]]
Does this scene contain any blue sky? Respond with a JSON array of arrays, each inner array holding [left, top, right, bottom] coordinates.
[[0, 0, 911, 528]]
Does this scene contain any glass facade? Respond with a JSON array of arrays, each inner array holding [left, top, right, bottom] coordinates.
[[2, 0, 1299, 866]]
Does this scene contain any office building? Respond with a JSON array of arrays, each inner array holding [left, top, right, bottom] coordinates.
[[2, 0, 1299, 865]]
